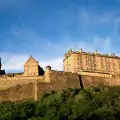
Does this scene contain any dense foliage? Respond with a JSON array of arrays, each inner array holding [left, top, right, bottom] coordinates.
[[1, 86, 120, 120]]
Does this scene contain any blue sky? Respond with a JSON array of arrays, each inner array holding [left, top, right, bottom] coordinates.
[[0, 0, 120, 73]]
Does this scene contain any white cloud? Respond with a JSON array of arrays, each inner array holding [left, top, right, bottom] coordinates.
[[0, 53, 29, 71], [40, 58, 63, 71], [77, 9, 120, 34], [0, 53, 63, 73]]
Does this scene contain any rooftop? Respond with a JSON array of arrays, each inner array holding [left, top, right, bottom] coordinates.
[[64, 48, 120, 61]]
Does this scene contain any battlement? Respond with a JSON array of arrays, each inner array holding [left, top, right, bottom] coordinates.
[[64, 48, 119, 61], [64, 48, 120, 75]]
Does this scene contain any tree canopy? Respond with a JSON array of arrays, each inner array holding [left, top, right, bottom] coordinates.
[[0, 86, 120, 120]]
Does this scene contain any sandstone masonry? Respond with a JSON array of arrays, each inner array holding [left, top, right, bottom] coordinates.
[[0, 49, 120, 101]]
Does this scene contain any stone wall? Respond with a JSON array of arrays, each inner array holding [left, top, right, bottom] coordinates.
[[81, 75, 110, 88], [1, 68, 120, 101], [0, 75, 44, 90], [46, 70, 80, 91], [0, 83, 35, 101], [80, 74, 120, 88], [0, 69, 80, 101]]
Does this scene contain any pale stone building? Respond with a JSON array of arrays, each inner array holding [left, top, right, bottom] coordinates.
[[24, 56, 44, 76], [64, 49, 120, 75]]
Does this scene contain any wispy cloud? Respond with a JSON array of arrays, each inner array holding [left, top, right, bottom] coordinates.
[[0, 52, 63, 73], [79, 10, 114, 23], [40, 58, 63, 71], [114, 17, 120, 34], [61, 36, 112, 54], [77, 9, 120, 35], [0, 0, 30, 10]]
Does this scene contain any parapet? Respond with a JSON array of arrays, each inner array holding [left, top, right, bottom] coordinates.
[[64, 49, 73, 60], [64, 48, 120, 60]]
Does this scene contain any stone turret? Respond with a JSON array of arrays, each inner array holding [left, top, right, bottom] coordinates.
[[45, 65, 51, 82], [46, 65, 51, 73], [64, 53, 67, 59], [67, 49, 72, 56]]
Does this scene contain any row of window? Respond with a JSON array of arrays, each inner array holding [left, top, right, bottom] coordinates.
[[77, 56, 120, 72]]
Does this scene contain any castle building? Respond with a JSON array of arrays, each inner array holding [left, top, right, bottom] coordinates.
[[0, 58, 5, 75], [24, 56, 44, 76], [1, 51, 120, 101], [64, 49, 120, 75]]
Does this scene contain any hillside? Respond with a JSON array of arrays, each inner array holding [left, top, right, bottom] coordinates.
[[0, 86, 120, 119]]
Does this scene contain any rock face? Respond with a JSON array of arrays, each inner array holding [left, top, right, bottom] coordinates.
[[0, 83, 34, 101]]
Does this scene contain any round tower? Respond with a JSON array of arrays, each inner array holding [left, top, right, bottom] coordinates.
[[46, 65, 51, 73], [45, 65, 51, 82]]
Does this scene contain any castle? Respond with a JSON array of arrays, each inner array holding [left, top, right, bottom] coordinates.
[[64, 49, 120, 75], [0, 49, 120, 101]]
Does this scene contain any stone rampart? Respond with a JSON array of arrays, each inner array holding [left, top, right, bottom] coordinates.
[[0, 69, 120, 101], [0, 75, 44, 90]]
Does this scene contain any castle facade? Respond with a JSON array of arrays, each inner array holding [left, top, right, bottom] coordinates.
[[64, 49, 120, 75]]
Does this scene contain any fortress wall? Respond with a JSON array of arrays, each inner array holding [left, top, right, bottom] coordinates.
[[36, 71, 80, 99], [1, 70, 120, 101], [108, 75, 120, 86], [46, 70, 80, 91], [78, 71, 112, 77], [44, 69, 115, 91], [0, 76, 44, 90], [0, 83, 35, 101], [81, 74, 120, 88], [37, 83, 52, 99], [81, 75, 110, 87]]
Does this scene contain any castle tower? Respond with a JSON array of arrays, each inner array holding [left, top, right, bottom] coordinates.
[[44, 65, 51, 82], [63, 49, 120, 75], [46, 65, 51, 73]]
